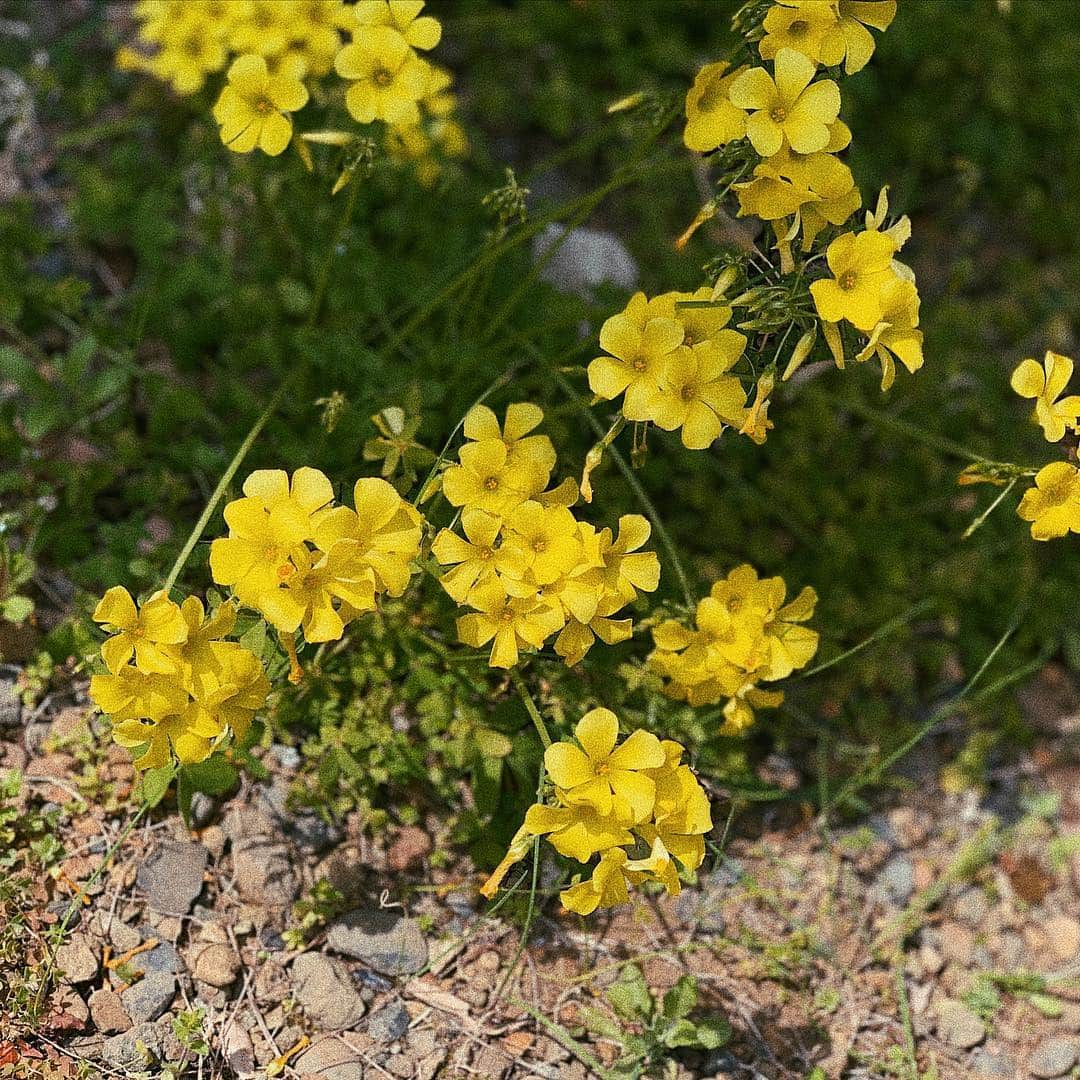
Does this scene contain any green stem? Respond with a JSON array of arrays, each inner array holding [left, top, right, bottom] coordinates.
[[162, 181, 360, 594], [509, 667, 552, 749]]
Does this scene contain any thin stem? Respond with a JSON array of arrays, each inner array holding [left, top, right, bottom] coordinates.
[[820, 604, 1026, 820], [162, 181, 361, 594], [961, 476, 1018, 540], [510, 667, 552, 748], [797, 598, 935, 680], [162, 385, 286, 594]]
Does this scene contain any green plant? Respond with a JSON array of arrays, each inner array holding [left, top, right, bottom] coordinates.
[[577, 965, 731, 1077]]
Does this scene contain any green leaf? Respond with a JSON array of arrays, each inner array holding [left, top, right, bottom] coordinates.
[[662, 1017, 702, 1049], [662, 975, 698, 1020], [1, 595, 34, 624], [473, 726, 513, 759], [64, 334, 96, 386], [23, 395, 62, 440], [140, 765, 174, 808], [239, 619, 267, 659], [1024, 991, 1063, 1018], [606, 964, 652, 1021], [692, 1015, 732, 1049], [575, 1005, 622, 1040], [180, 754, 239, 797]]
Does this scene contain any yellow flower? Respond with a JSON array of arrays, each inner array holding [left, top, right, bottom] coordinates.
[[93, 587, 188, 675], [228, 1, 293, 57], [313, 477, 423, 597], [277, 542, 379, 640], [1017, 461, 1080, 541], [352, 0, 442, 50], [728, 49, 841, 158], [209, 467, 336, 623], [622, 836, 683, 897], [432, 508, 506, 603], [588, 314, 684, 422], [212, 53, 309, 156], [335, 25, 431, 126], [455, 577, 564, 668], [856, 277, 924, 391], [683, 60, 747, 153], [640, 745, 712, 873], [155, 15, 228, 93], [172, 595, 238, 681], [89, 666, 188, 725], [186, 643, 269, 744], [810, 229, 897, 331], [760, 583, 819, 681], [644, 286, 733, 348], [544, 708, 664, 824], [113, 705, 222, 770], [740, 368, 775, 445], [592, 514, 661, 607], [759, 1, 840, 63], [819, 0, 897, 74], [1010, 351, 1080, 443], [499, 502, 584, 587], [461, 403, 556, 489], [523, 802, 633, 862], [560, 847, 631, 915], [442, 439, 539, 516], [652, 334, 749, 449]]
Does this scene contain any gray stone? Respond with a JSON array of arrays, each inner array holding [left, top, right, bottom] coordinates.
[[1028, 1038, 1079, 1078], [108, 939, 183, 988], [232, 838, 299, 908], [368, 1001, 410, 1044], [326, 910, 428, 976], [270, 744, 301, 770], [533, 223, 637, 298], [917, 943, 944, 976], [936, 1000, 985, 1050], [137, 840, 208, 915], [100, 1021, 164, 1069], [0, 677, 20, 726], [122, 972, 176, 1023], [188, 791, 217, 829], [292, 952, 366, 1030], [971, 1047, 1017, 1077], [877, 855, 916, 905], [673, 886, 726, 933], [292, 1036, 364, 1080], [953, 886, 991, 927], [108, 919, 142, 952], [56, 937, 98, 984]]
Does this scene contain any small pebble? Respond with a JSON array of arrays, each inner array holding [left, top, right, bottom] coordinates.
[[1028, 1037, 1078, 1078]]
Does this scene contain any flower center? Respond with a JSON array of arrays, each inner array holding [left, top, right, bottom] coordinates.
[[770, 105, 787, 123], [1044, 475, 1073, 504], [594, 761, 610, 776], [727, 597, 743, 614], [500, 609, 515, 623], [484, 476, 500, 492], [789, 19, 809, 36], [631, 356, 649, 373], [372, 67, 394, 87], [838, 270, 858, 291], [254, 97, 274, 115], [479, 547, 494, 560], [532, 538, 548, 554], [276, 562, 295, 582], [263, 544, 278, 560], [680, 383, 698, 402]]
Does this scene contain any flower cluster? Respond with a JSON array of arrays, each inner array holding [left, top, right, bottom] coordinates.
[[675, 0, 922, 406], [210, 467, 423, 643], [648, 564, 818, 733], [433, 404, 661, 667], [480, 709, 712, 915], [588, 289, 754, 448], [119, 0, 466, 180], [1011, 351, 1080, 541], [89, 589, 269, 768]]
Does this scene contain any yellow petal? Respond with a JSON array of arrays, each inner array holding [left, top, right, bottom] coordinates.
[[575, 707, 619, 762]]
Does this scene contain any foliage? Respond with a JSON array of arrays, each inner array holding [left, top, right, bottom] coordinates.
[[2, 0, 1080, 875], [576, 965, 731, 1076]]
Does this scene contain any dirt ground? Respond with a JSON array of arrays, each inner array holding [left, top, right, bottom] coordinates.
[[2, 662, 1078, 1080]]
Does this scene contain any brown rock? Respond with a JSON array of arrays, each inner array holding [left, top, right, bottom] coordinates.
[[387, 826, 433, 871], [940, 922, 975, 966], [88, 988, 131, 1034], [193, 943, 241, 988], [1046, 915, 1080, 962]]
